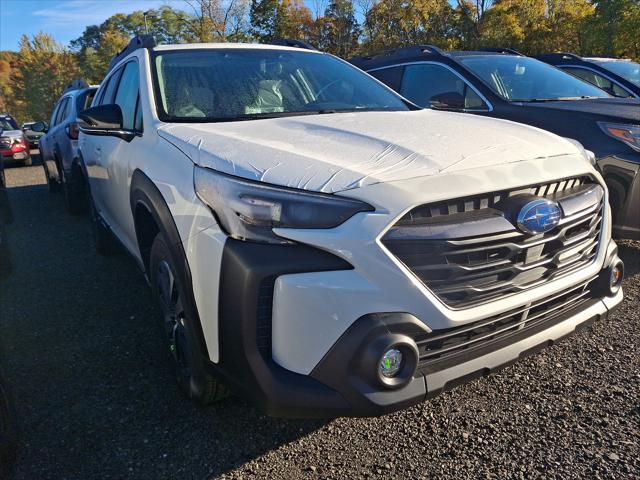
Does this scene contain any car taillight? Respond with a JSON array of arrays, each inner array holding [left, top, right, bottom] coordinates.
[[10, 138, 28, 153], [67, 122, 79, 140]]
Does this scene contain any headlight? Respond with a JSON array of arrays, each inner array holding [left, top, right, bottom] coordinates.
[[564, 137, 596, 165], [194, 166, 374, 244], [598, 122, 640, 152]]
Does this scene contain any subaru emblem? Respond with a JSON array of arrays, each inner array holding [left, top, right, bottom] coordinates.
[[517, 199, 562, 235]]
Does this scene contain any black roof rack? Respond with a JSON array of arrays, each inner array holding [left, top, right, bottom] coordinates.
[[351, 44, 444, 65], [62, 79, 90, 94], [480, 48, 524, 56], [536, 52, 583, 61], [108, 35, 156, 72], [268, 39, 317, 50]]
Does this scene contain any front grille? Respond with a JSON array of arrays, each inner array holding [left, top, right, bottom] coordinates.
[[416, 277, 597, 373], [382, 177, 603, 308]]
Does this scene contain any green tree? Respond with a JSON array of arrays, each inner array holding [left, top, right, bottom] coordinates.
[[320, 0, 360, 57], [363, 0, 457, 53], [9, 33, 82, 124], [250, 0, 312, 41]]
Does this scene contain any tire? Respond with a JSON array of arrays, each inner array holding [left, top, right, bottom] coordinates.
[[149, 233, 229, 405], [42, 161, 60, 193], [61, 166, 86, 215], [88, 193, 118, 255]]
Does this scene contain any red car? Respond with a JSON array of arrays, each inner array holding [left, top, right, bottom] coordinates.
[[1, 113, 32, 166]]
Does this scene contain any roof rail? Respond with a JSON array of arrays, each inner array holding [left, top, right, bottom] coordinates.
[[108, 35, 156, 72], [352, 44, 444, 63], [536, 52, 583, 61], [481, 48, 524, 56], [268, 39, 317, 50], [62, 79, 90, 94]]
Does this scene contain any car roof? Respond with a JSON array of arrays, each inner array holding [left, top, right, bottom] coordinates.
[[583, 57, 633, 63]]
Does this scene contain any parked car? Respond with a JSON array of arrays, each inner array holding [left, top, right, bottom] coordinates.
[[21, 121, 45, 148], [536, 53, 640, 99], [0, 114, 31, 166], [351, 46, 640, 240], [78, 35, 623, 418], [35, 80, 98, 214]]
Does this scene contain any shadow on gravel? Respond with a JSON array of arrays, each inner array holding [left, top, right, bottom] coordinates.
[[0, 179, 324, 480], [617, 240, 639, 277]]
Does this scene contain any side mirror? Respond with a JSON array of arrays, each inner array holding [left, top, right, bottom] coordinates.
[[78, 104, 134, 141], [31, 121, 48, 133], [430, 92, 465, 110]]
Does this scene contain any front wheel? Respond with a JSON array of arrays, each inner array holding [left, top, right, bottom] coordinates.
[[149, 233, 229, 405], [61, 166, 86, 215], [42, 161, 60, 193]]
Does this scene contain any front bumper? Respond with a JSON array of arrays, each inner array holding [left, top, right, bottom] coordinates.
[[209, 238, 623, 418], [598, 155, 640, 240]]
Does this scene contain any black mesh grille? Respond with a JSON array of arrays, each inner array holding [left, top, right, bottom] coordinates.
[[416, 277, 596, 373], [382, 177, 603, 308], [256, 276, 275, 358]]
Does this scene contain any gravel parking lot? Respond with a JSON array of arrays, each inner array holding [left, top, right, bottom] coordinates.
[[0, 158, 638, 480]]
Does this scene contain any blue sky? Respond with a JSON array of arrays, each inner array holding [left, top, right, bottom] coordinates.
[[0, 0, 184, 51]]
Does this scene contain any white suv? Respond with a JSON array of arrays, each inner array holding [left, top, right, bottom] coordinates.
[[78, 36, 624, 417]]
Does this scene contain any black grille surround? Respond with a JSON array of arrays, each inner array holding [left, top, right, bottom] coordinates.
[[382, 176, 604, 309], [415, 276, 598, 374]]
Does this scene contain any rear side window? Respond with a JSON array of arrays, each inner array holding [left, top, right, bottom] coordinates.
[[98, 68, 123, 105], [561, 67, 632, 98], [53, 98, 69, 126], [114, 61, 140, 130], [370, 67, 404, 91], [76, 89, 97, 113], [400, 64, 487, 110]]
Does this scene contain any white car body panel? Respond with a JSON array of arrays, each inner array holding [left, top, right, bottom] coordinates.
[[157, 110, 580, 193]]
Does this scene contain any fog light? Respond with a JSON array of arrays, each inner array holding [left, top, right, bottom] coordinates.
[[379, 349, 403, 378], [610, 262, 624, 291]]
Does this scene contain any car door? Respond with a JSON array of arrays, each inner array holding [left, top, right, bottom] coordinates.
[[40, 99, 62, 163], [42, 98, 68, 176], [94, 60, 142, 255], [51, 96, 73, 161], [82, 67, 123, 227]]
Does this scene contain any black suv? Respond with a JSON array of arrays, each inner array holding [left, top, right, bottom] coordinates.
[[351, 46, 640, 240], [536, 53, 640, 99]]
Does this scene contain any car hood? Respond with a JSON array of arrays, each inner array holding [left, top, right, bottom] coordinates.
[[521, 98, 640, 122], [158, 110, 581, 193]]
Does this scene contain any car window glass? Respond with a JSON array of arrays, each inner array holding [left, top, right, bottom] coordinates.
[[371, 67, 404, 91], [114, 62, 139, 130], [76, 89, 97, 112], [594, 60, 640, 87], [459, 56, 609, 101], [53, 98, 69, 126], [400, 64, 487, 110], [100, 68, 123, 105], [562, 67, 632, 98], [49, 101, 62, 126], [153, 49, 409, 121], [134, 95, 143, 132]]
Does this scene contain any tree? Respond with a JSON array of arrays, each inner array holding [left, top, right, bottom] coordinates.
[[363, 0, 457, 53], [9, 33, 82, 124], [184, 0, 251, 42], [250, 0, 313, 41], [321, 1, 360, 57]]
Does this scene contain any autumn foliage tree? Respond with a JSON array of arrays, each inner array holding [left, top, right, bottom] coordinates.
[[8, 33, 82, 124]]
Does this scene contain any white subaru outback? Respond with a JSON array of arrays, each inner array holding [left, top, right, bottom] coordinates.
[[78, 36, 624, 417]]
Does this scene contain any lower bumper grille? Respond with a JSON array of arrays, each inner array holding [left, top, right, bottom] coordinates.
[[416, 277, 597, 373]]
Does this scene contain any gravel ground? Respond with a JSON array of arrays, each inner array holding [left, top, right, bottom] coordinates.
[[0, 160, 638, 480]]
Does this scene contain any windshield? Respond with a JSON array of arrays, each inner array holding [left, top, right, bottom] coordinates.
[[0, 118, 18, 131], [153, 49, 410, 122], [458, 56, 610, 102], [595, 60, 640, 87]]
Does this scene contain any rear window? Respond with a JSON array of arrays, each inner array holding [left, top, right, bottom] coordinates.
[[0, 117, 18, 130], [76, 89, 98, 113]]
